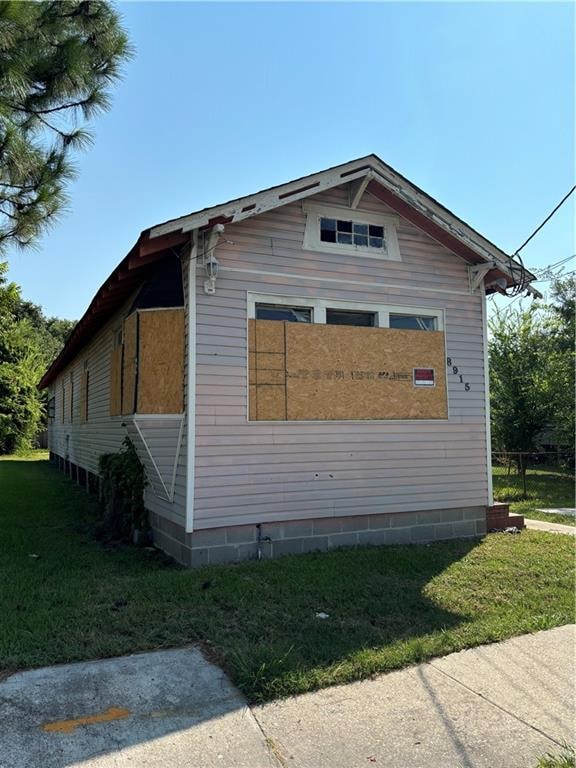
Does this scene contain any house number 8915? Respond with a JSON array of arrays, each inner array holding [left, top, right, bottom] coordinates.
[[446, 358, 471, 391]]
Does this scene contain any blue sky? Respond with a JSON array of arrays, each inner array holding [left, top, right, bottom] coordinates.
[[5, 1, 574, 319]]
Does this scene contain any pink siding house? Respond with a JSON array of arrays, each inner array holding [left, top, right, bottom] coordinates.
[[40, 155, 538, 565]]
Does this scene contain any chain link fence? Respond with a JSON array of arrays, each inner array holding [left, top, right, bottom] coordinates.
[[492, 451, 575, 504]]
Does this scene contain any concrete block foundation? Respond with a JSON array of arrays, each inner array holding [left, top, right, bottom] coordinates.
[[149, 507, 487, 568]]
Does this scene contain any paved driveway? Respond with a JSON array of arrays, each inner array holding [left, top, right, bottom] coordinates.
[[0, 626, 573, 767]]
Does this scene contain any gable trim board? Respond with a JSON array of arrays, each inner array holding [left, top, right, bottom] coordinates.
[[40, 154, 535, 565]]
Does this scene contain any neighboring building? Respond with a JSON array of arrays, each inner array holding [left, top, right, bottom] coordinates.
[[39, 155, 538, 566]]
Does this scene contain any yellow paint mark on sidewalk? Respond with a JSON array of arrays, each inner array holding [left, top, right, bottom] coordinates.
[[42, 707, 130, 734]]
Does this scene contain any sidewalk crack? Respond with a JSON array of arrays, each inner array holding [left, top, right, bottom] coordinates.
[[249, 707, 289, 768], [427, 661, 565, 748]]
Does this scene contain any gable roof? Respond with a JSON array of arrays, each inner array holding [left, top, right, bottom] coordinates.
[[39, 154, 538, 389]]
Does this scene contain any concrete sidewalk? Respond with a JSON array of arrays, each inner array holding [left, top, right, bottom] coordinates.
[[256, 625, 575, 768], [0, 626, 573, 768], [525, 517, 576, 535]]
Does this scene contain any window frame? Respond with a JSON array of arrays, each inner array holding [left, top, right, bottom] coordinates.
[[247, 293, 444, 331], [302, 202, 401, 261], [255, 303, 313, 323]]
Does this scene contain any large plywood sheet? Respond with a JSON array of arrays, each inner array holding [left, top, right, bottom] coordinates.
[[122, 312, 138, 415], [110, 347, 123, 416], [137, 309, 184, 414], [286, 324, 447, 420], [248, 320, 447, 421]]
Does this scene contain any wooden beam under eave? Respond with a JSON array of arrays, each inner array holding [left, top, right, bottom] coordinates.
[[349, 175, 371, 209], [127, 251, 165, 270], [367, 181, 484, 266], [139, 230, 189, 258], [199, 215, 233, 232]]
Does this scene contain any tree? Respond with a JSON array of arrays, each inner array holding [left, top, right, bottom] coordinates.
[[489, 305, 553, 462], [0, 261, 75, 453], [543, 276, 575, 448], [0, 1, 132, 253]]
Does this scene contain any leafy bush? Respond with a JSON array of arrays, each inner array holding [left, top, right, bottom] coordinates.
[[98, 437, 147, 542]]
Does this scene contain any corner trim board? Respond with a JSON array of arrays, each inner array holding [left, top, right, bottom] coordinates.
[[185, 232, 197, 533], [481, 283, 494, 506]]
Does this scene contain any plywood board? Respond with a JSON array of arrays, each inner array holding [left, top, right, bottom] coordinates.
[[110, 347, 123, 416], [286, 324, 447, 420], [122, 313, 138, 415], [79, 371, 89, 424], [255, 321, 285, 354], [248, 320, 448, 421], [137, 309, 184, 414], [248, 320, 287, 420], [67, 379, 74, 423]]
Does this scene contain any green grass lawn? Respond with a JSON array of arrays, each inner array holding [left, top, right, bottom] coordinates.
[[493, 464, 575, 526], [1, 454, 574, 703], [535, 745, 575, 768]]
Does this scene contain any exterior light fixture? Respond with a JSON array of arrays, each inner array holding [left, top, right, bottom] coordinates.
[[204, 252, 219, 294], [202, 222, 225, 295]]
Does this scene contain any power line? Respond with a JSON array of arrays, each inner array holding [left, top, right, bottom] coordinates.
[[514, 185, 576, 256], [539, 254, 575, 272], [533, 254, 575, 281]]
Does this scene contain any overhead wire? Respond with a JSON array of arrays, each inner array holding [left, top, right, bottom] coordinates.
[[514, 185, 576, 256], [502, 185, 575, 297]]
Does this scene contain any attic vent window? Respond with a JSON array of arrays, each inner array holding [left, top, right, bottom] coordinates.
[[320, 218, 385, 250], [303, 202, 401, 261]]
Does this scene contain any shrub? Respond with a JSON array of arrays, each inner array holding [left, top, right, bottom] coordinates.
[[97, 437, 147, 543]]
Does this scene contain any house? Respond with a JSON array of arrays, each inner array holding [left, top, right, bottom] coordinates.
[[39, 155, 538, 566]]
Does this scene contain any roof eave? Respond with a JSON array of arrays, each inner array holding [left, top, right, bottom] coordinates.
[[38, 229, 189, 389]]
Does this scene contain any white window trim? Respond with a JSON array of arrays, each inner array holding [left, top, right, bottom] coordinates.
[[302, 201, 401, 261], [248, 293, 444, 331]]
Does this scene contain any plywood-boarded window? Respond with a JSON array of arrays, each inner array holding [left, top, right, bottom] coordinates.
[[110, 330, 123, 416], [137, 309, 185, 414], [249, 320, 448, 421], [110, 309, 184, 416], [122, 313, 138, 415], [68, 373, 74, 423], [79, 367, 89, 424]]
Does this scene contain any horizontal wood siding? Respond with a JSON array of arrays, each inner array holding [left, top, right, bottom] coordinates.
[[47, 294, 187, 528], [193, 186, 489, 530]]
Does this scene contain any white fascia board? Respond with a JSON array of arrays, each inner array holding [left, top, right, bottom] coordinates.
[[149, 160, 374, 238]]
